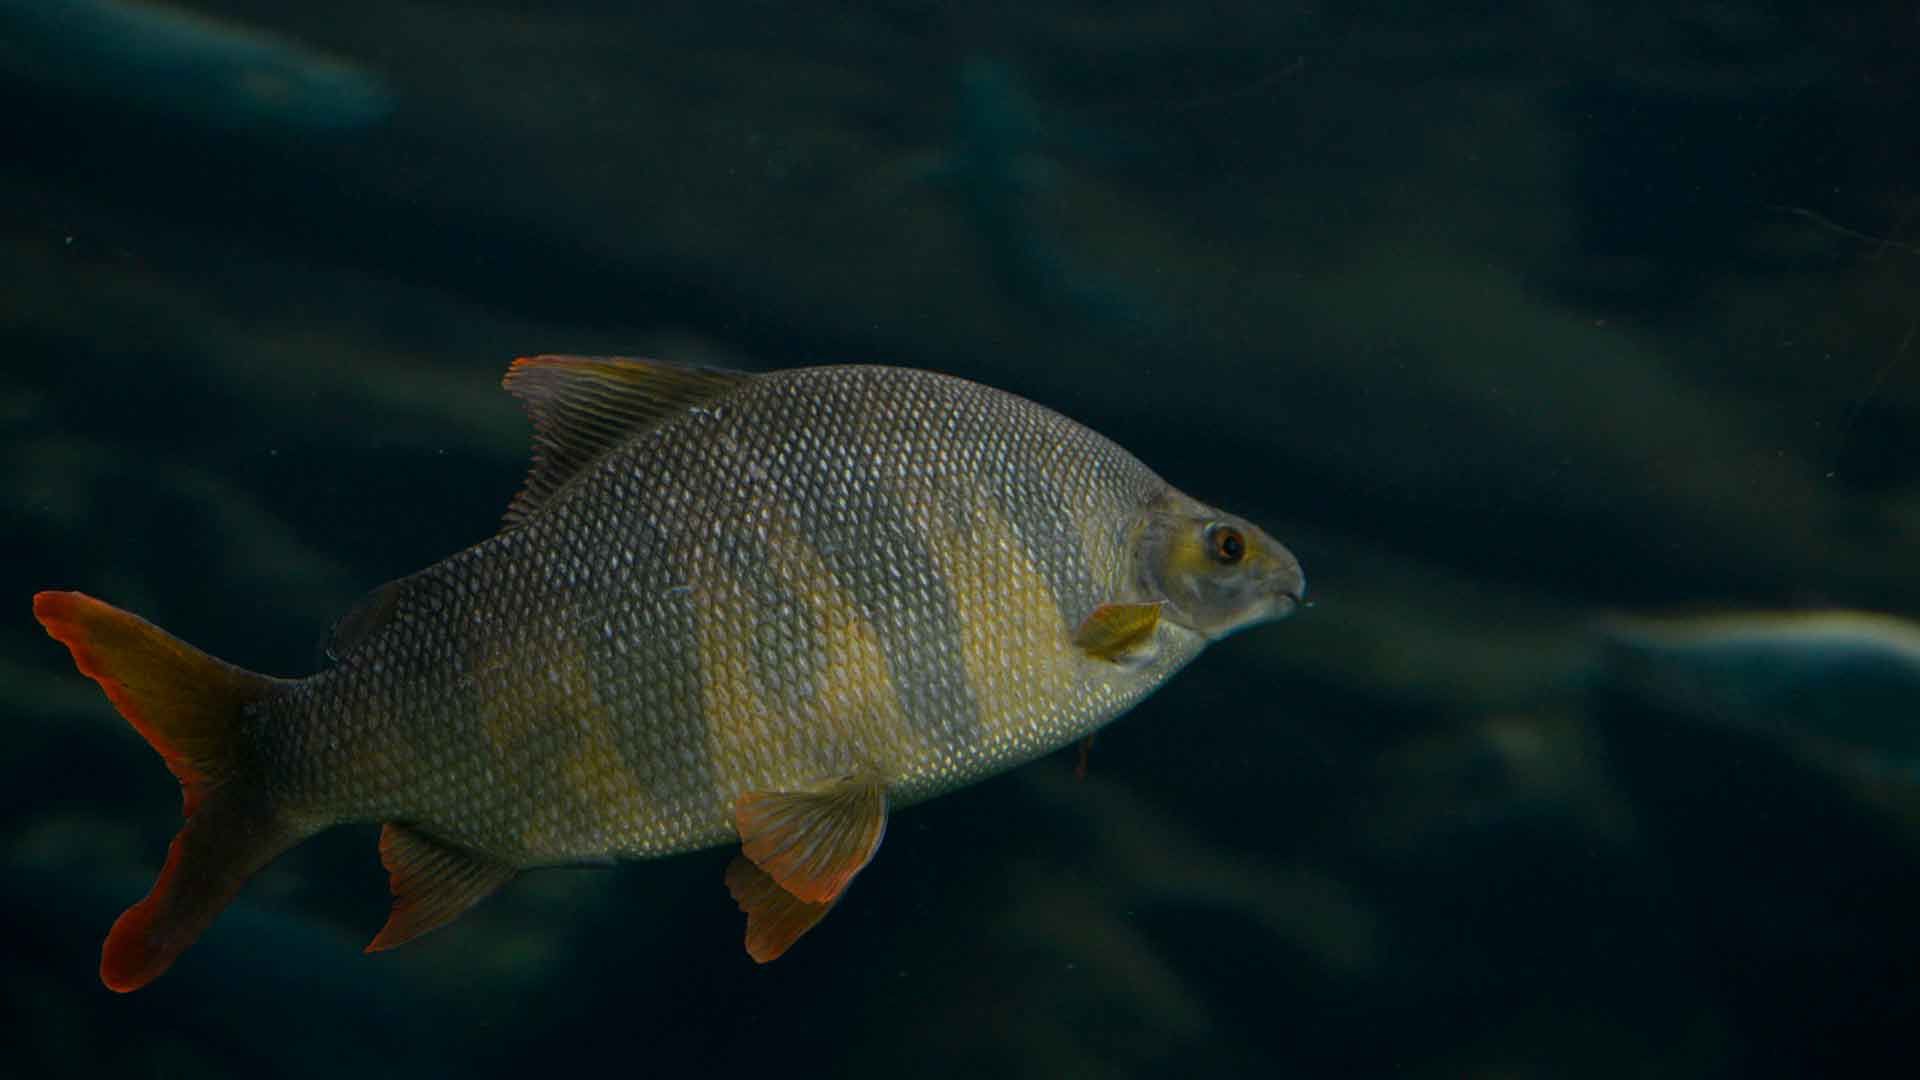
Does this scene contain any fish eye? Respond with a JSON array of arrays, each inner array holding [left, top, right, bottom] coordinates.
[[1206, 524, 1245, 565]]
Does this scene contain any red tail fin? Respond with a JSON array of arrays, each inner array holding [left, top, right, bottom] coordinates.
[[33, 590, 300, 992]]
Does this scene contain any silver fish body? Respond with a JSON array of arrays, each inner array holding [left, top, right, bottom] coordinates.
[[262, 365, 1235, 862]]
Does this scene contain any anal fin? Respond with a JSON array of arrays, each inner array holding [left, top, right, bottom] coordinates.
[[365, 824, 515, 953]]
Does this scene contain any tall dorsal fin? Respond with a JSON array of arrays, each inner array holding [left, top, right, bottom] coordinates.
[[500, 355, 754, 528]]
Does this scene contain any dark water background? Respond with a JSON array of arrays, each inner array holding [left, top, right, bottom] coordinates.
[[5, 2, 1919, 1077]]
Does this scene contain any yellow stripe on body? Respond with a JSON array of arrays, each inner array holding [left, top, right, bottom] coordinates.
[[693, 510, 909, 807], [472, 629, 638, 857], [917, 489, 1081, 784]]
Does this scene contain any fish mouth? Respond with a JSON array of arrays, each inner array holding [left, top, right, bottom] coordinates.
[[1277, 584, 1308, 617], [1268, 561, 1308, 619]]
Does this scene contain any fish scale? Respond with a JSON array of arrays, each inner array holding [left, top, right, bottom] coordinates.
[[34, 356, 1304, 989]]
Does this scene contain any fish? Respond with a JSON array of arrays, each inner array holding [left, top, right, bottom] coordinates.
[[33, 355, 1305, 992], [1599, 611, 1920, 765], [0, 0, 391, 136]]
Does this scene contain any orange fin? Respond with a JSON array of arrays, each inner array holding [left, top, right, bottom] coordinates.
[[32, 590, 300, 992], [1073, 601, 1162, 661], [734, 774, 888, 905], [365, 824, 515, 952], [501, 355, 753, 528], [725, 853, 837, 963]]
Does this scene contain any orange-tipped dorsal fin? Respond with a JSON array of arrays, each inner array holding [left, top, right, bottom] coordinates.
[[365, 824, 515, 953], [500, 355, 753, 528], [1073, 601, 1163, 662], [728, 774, 888, 961]]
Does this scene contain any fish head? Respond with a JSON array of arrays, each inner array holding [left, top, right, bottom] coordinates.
[[1131, 490, 1305, 641]]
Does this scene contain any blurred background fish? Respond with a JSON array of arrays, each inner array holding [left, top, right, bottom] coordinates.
[[1601, 612, 1920, 766], [0, 0, 391, 135]]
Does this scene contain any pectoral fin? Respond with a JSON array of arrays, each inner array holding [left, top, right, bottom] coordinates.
[[728, 774, 888, 961], [365, 824, 516, 953], [1073, 601, 1163, 661]]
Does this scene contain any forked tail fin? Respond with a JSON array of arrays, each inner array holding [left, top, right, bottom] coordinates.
[[32, 590, 302, 992]]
